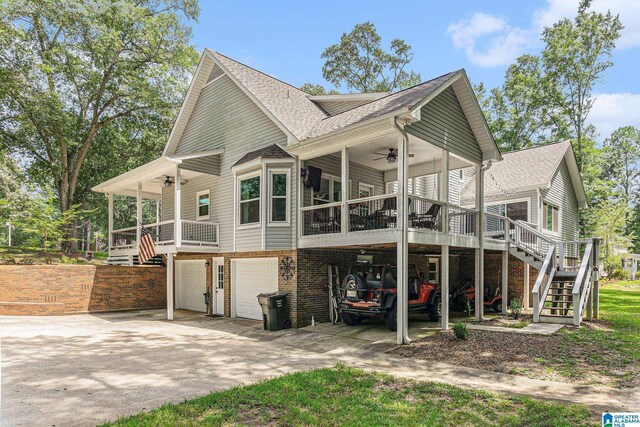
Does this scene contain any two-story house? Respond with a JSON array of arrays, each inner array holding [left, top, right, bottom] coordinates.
[[93, 50, 599, 343]]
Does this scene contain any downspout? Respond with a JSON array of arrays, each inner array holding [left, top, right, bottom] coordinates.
[[393, 118, 411, 344]]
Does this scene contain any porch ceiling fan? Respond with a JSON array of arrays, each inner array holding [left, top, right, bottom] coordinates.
[[372, 148, 414, 164]]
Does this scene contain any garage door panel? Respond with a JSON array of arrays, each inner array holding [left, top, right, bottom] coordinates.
[[176, 260, 207, 312], [232, 258, 278, 320]]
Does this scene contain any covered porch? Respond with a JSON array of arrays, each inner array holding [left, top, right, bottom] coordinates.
[[92, 151, 224, 263]]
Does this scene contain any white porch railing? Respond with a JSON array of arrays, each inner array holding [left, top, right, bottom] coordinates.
[[300, 194, 472, 237], [532, 244, 557, 322], [110, 220, 219, 250]]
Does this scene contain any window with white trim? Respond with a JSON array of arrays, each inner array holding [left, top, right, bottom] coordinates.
[[269, 170, 289, 223], [196, 190, 210, 220], [543, 202, 559, 232], [238, 174, 261, 225], [358, 183, 374, 198], [312, 175, 347, 205]]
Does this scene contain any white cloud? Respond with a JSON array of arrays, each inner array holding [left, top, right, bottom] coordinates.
[[446, 13, 534, 67], [534, 0, 640, 49], [447, 0, 640, 68], [589, 93, 640, 140]]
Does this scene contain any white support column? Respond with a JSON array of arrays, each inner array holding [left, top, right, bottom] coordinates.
[[107, 193, 113, 253], [524, 263, 530, 309], [174, 166, 182, 248], [261, 163, 267, 250], [136, 182, 142, 249], [441, 149, 449, 233], [294, 157, 300, 248], [501, 250, 509, 314], [441, 245, 450, 330], [474, 164, 485, 321], [297, 158, 303, 241], [166, 253, 174, 320], [397, 134, 410, 344], [341, 146, 349, 235]]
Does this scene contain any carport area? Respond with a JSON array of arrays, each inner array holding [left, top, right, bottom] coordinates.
[[303, 243, 509, 341]]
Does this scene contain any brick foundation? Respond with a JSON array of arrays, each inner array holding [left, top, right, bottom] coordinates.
[[0, 265, 166, 315], [166, 248, 540, 328], [484, 253, 538, 307]]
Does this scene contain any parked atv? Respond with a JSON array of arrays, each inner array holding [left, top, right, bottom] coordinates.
[[450, 280, 503, 314], [337, 264, 440, 331]]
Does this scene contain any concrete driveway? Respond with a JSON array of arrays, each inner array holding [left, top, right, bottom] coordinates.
[[3, 310, 636, 426], [0, 310, 399, 426]]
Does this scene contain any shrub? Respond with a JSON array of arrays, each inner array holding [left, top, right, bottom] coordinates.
[[453, 322, 469, 340], [610, 268, 630, 281], [509, 298, 523, 319]]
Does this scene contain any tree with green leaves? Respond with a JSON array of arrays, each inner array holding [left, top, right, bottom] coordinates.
[[14, 192, 86, 263], [478, 55, 569, 151], [542, 0, 623, 170], [0, 0, 199, 245], [602, 126, 640, 234], [321, 22, 421, 93], [299, 83, 340, 96]]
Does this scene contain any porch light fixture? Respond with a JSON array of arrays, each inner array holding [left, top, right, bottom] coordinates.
[[163, 176, 173, 188]]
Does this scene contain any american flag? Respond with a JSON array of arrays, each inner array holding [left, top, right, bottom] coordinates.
[[138, 225, 156, 264]]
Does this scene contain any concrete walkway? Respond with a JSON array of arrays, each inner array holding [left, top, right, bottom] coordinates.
[[1, 310, 636, 426]]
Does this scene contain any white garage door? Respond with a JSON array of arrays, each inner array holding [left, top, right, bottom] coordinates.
[[176, 260, 207, 312], [232, 258, 278, 320]]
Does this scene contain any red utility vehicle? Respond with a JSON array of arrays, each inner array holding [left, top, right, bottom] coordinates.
[[338, 264, 441, 331]]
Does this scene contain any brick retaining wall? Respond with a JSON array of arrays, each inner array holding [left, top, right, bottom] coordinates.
[[0, 265, 166, 315]]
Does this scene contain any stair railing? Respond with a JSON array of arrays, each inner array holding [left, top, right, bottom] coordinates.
[[510, 220, 556, 261], [532, 244, 557, 322], [572, 239, 595, 326]]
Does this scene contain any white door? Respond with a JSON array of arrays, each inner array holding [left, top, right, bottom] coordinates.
[[176, 259, 207, 312], [232, 258, 278, 320], [212, 257, 225, 315]]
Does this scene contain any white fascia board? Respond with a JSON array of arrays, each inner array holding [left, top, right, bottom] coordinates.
[[167, 148, 225, 161], [408, 71, 463, 120], [231, 156, 296, 174], [455, 72, 502, 162], [92, 157, 181, 193], [204, 49, 300, 146], [162, 52, 212, 157]]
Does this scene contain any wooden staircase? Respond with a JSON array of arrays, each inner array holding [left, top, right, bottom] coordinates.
[[504, 220, 599, 326], [539, 273, 577, 324]]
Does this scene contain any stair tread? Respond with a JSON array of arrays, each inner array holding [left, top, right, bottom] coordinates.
[[539, 313, 573, 317]]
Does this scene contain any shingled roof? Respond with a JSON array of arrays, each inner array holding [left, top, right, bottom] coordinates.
[[232, 144, 293, 167], [306, 71, 460, 139], [461, 141, 586, 206], [209, 50, 328, 141]]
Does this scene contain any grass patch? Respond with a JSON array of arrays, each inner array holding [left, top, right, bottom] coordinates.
[[102, 365, 595, 427], [395, 284, 639, 388], [0, 245, 106, 265]]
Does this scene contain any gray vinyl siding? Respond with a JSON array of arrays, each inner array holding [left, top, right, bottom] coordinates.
[[265, 163, 295, 250], [302, 155, 385, 206], [540, 159, 579, 256], [406, 86, 482, 164], [162, 74, 288, 252]]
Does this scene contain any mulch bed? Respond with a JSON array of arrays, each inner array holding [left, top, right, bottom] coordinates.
[[393, 329, 638, 389]]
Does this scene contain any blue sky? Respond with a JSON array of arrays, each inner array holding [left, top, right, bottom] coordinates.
[[190, 0, 640, 141]]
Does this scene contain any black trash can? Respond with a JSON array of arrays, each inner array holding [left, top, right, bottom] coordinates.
[[256, 291, 290, 331]]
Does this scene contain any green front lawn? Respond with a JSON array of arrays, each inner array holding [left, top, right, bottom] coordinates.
[[103, 365, 594, 427], [545, 282, 640, 386]]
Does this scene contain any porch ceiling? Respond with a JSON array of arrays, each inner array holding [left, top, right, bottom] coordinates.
[[92, 155, 219, 198]]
